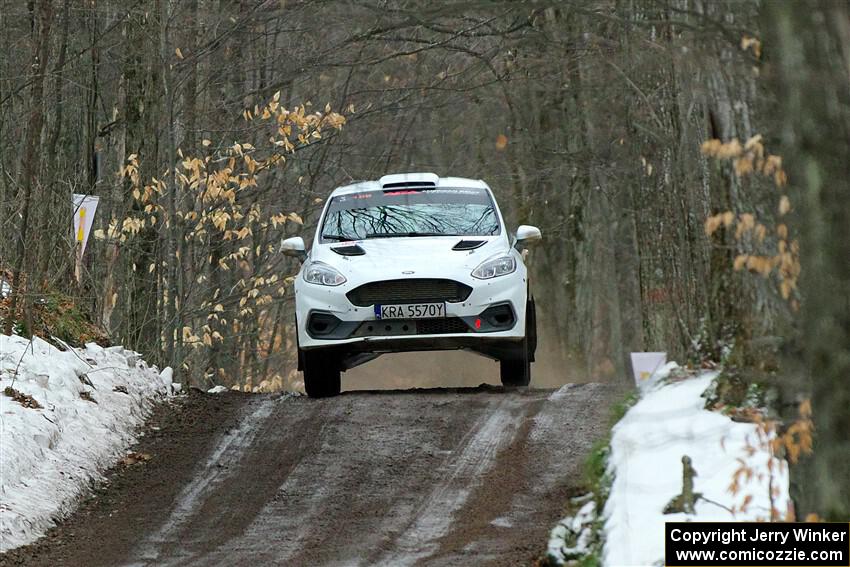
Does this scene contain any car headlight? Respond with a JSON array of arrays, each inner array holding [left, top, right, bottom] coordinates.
[[303, 262, 347, 286], [471, 255, 516, 279]]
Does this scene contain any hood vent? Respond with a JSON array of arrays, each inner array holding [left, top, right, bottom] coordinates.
[[331, 244, 366, 256], [452, 240, 486, 251]]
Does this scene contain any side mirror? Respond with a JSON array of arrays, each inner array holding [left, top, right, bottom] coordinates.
[[281, 236, 307, 261], [515, 225, 542, 245]]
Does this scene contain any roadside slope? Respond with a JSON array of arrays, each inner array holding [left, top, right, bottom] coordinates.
[[0, 336, 172, 551]]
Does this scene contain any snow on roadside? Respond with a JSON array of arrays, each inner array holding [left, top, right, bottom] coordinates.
[[602, 369, 790, 566], [0, 334, 174, 552], [547, 496, 597, 563]]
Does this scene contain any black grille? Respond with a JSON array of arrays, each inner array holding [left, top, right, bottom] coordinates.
[[352, 317, 469, 337], [347, 279, 472, 307], [417, 318, 469, 335]]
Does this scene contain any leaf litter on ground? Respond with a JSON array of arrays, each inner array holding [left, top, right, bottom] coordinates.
[[120, 452, 152, 466], [3, 386, 42, 409]]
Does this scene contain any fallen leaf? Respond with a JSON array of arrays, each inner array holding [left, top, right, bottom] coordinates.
[[80, 391, 98, 404], [3, 387, 42, 409], [120, 452, 152, 466]]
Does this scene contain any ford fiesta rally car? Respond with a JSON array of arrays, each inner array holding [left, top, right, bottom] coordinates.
[[282, 172, 541, 397]]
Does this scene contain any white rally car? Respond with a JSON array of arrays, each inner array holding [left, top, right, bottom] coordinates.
[[282, 172, 541, 397]]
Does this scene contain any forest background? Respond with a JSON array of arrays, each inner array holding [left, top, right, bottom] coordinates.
[[0, 0, 847, 519]]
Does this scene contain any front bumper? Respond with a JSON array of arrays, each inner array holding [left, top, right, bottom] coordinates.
[[294, 270, 528, 351], [304, 302, 516, 340]]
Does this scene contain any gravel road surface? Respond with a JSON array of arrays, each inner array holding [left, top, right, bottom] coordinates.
[[2, 382, 614, 566]]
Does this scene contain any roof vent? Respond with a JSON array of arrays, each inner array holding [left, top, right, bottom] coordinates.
[[378, 172, 439, 189], [382, 181, 437, 189]]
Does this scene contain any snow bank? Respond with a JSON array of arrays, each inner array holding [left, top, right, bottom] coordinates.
[[547, 497, 597, 563], [0, 334, 173, 551], [602, 371, 790, 566]]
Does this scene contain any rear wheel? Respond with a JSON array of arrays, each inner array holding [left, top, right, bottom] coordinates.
[[500, 299, 535, 388], [302, 349, 341, 398]]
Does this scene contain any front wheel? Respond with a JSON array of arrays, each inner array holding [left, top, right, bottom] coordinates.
[[500, 299, 535, 387], [500, 351, 530, 387], [302, 348, 341, 398]]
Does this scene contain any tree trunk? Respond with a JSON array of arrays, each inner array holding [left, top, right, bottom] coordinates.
[[766, 0, 850, 520], [4, 0, 54, 335]]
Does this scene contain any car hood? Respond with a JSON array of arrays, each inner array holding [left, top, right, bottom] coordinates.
[[309, 235, 511, 280]]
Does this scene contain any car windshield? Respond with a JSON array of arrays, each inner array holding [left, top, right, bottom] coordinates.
[[319, 187, 500, 242]]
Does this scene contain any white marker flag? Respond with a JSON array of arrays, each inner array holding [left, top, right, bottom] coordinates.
[[72, 194, 99, 256], [630, 351, 667, 392]]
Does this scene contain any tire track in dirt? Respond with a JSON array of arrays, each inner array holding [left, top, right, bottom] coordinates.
[[127, 398, 277, 565], [369, 396, 525, 567], [182, 395, 381, 566], [135, 395, 332, 567], [426, 383, 610, 565], [203, 390, 506, 566]]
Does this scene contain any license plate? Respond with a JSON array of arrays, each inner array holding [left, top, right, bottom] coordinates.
[[375, 302, 446, 319]]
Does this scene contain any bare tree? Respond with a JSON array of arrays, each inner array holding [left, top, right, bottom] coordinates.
[[767, 0, 850, 520]]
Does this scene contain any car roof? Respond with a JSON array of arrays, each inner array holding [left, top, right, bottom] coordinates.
[[329, 173, 489, 197]]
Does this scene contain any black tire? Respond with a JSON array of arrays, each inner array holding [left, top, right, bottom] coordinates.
[[500, 299, 535, 387], [302, 349, 341, 398], [527, 297, 538, 362], [500, 352, 530, 387]]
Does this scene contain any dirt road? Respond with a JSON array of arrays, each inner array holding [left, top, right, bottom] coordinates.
[[2, 383, 614, 566]]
